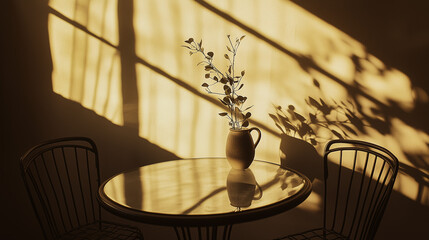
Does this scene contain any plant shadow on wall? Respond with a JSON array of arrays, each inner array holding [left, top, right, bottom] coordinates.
[[270, 78, 429, 204], [195, 0, 429, 205], [269, 78, 362, 184]]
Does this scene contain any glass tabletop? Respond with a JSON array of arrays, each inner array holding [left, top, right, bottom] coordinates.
[[99, 158, 311, 226]]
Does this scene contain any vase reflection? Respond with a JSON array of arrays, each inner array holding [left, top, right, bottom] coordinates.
[[226, 168, 263, 210]]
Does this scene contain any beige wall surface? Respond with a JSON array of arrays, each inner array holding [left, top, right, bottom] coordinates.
[[2, 0, 429, 239]]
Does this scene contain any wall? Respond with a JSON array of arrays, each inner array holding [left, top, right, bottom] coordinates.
[[2, 0, 428, 239]]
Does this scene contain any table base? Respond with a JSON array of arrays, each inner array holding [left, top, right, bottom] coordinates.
[[173, 225, 233, 240]]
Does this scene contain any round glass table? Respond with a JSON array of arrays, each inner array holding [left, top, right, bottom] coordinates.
[[98, 158, 312, 239]]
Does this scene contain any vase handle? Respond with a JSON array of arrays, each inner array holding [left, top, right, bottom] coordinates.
[[253, 181, 263, 200], [249, 127, 261, 149]]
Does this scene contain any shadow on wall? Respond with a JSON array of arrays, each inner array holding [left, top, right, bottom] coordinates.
[[195, 1, 429, 205], [269, 86, 429, 239], [7, 0, 429, 239], [291, 0, 429, 92], [48, 94, 179, 176], [286, 0, 429, 189], [266, 56, 429, 208], [3, 1, 179, 240], [44, 0, 180, 173], [269, 75, 428, 183]]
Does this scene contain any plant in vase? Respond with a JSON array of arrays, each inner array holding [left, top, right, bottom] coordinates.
[[183, 35, 261, 169]]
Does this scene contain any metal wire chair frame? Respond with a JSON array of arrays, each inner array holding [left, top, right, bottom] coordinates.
[[276, 139, 399, 240], [20, 137, 143, 240]]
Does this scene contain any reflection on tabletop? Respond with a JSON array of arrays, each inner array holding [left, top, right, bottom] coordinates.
[[102, 158, 307, 215], [227, 168, 262, 211]]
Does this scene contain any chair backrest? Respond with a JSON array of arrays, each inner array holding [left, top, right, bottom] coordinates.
[[20, 137, 101, 239], [323, 139, 399, 240]]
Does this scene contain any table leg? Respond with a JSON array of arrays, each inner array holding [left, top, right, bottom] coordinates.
[[174, 225, 233, 240]]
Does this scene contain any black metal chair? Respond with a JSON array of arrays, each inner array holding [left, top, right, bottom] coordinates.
[[275, 139, 399, 240], [20, 137, 144, 240]]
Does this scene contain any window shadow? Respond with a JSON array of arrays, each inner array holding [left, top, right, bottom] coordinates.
[[194, 0, 428, 201], [194, 0, 427, 139]]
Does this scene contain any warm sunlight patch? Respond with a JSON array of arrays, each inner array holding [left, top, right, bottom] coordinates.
[[49, 0, 123, 125], [48, 0, 428, 205]]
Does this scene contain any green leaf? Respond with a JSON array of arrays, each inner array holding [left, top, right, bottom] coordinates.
[[218, 98, 228, 106], [243, 105, 253, 111], [237, 84, 244, 91], [184, 38, 194, 44], [242, 120, 249, 127], [223, 96, 232, 105], [228, 76, 234, 85], [223, 85, 231, 95]]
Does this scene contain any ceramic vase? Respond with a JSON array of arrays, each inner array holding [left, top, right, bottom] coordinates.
[[226, 127, 261, 169]]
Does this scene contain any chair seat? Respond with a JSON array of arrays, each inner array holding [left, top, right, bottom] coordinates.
[[275, 228, 348, 240], [58, 221, 143, 240]]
